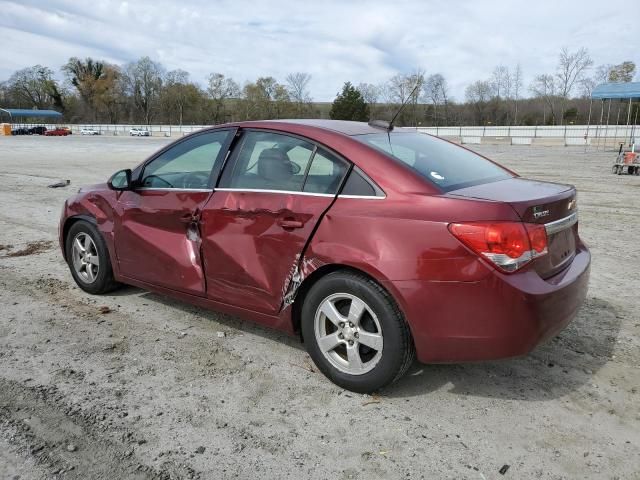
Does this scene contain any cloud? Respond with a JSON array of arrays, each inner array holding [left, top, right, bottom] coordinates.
[[0, 0, 638, 101]]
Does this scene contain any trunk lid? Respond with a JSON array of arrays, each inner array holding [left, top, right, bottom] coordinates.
[[448, 178, 578, 277]]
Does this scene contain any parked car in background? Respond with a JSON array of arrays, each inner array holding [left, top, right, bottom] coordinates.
[[28, 126, 47, 135], [129, 127, 151, 137], [44, 127, 71, 136], [59, 120, 590, 392], [81, 128, 100, 135], [11, 127, 30, 135]]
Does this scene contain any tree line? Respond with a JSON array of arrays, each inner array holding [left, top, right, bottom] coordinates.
[[0, 47, 636, 126]]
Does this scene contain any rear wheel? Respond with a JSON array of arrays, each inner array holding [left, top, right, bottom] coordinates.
[[301, 271, 414, 393], [65, 220, 120, 294]]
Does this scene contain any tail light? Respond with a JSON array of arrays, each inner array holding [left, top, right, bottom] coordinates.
[[448, 221, 548, 273]]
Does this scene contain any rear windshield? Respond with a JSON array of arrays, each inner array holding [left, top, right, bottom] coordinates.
[[355, 132, 512, 191]]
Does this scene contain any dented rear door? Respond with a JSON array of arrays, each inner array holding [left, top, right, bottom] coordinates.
[[200, 130, 348, 315], [201, 191, 336, 313]]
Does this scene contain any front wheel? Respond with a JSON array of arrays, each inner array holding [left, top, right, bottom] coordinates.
[[301, 271, 415, 393], [65, 220, 120, 294]]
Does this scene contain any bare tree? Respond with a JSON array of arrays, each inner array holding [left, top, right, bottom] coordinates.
[[579, 77, 597, 98], [407, 70, 425, 127], [162, 69, 201, 126], [491, 65, 509, 100], [356, 82, 381, 119], [385, 71, 423, 126], [530, 74, 558, 124], [511, 64, 523, 125], [556, 47, 593, 123], [465, 80, 493, 124], [491, 65, 510, 124], [357, 82, 380, 106], [386, 74, 413, 105], [122, 57, 164, 124], [594, 64, 613, 83], [285, 72, 312, 117], [423, 73, 449, 126], [207, 73, 241, 123]]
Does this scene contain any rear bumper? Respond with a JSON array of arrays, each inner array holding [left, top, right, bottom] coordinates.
[[388, 244, 591, 363]]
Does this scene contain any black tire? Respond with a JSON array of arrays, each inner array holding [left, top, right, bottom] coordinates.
[[65, 220, 120, 294], [301, 271, 415, 393]]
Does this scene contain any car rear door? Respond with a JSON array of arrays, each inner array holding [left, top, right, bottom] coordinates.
[[114, 129, 235, 295], [201, 129, 349, 314]]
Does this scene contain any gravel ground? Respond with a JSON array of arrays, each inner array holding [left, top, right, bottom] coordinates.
[[0, 135, 638, 480]]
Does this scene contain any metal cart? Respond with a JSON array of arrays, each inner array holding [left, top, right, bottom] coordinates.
[[612, 146, 640, 175]]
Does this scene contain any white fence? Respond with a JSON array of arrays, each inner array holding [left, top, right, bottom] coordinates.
[[7, 122, 639, 146], [417, 125, 638, 140]]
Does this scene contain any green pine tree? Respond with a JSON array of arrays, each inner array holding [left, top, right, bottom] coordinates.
[[329, 82, 370, 121]]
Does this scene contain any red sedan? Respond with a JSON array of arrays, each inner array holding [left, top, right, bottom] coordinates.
[[59, 120, 590, 392], [45, 127, 71, 136]]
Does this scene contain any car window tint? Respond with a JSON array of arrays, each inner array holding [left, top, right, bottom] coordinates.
[[141, 131, 230, 189], [221, 131, 314, 192], [341, 169, 377, 196], [303, 149, 348, 194], [356, 132, 512, 192]]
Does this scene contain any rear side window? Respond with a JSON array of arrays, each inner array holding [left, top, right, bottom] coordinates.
[[220, 131, 314, 191], [303, 149, 348, 194], [341, 168, 378, 196], [355, 132, 512, 192]]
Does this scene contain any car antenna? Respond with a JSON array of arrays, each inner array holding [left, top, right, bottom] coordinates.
[[368, 80, 422, 132]]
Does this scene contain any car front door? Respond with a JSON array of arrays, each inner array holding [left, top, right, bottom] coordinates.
[[201, 130, 349, 314], [114, 129, 234, 295]]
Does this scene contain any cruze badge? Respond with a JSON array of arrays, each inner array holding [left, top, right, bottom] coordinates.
[[533, 206, 550, 219]]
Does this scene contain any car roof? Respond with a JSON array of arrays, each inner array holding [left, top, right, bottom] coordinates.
[[239, 119, 414, 136]]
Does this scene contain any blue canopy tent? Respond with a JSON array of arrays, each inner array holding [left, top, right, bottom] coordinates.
[[587, 82, 640, 150], [0, 108, 63, 122], [592, 82, 640, 99]]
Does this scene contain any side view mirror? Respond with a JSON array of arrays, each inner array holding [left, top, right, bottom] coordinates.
[[108, 169, 132, 190]]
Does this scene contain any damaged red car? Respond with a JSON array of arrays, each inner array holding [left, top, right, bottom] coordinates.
[[59, 120, 590, 392]]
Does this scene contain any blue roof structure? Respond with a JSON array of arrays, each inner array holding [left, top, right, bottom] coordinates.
[[0, 108, 63, 118], [591, 82, 640, 100]]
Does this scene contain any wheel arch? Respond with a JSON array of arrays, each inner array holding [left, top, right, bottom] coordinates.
[[61, 214, 97, 261], [291, 263, 411, 344]]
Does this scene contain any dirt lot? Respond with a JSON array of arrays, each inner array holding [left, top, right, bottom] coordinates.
[[0, 135, 638, 480]]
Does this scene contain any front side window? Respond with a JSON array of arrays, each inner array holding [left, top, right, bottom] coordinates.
[[220, 131, 315, 191], [355, 132, 513, 192], [140, 130, 231, 189]]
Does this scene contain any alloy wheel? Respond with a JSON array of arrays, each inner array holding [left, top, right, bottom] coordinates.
[[314, 293, 383, 375], [71, 232, 100, 283]]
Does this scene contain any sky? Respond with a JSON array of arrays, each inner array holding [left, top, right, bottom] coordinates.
[[1, 0, 638, 101]]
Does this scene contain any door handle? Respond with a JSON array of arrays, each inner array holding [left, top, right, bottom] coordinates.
[[277, 217, 304, 229]]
